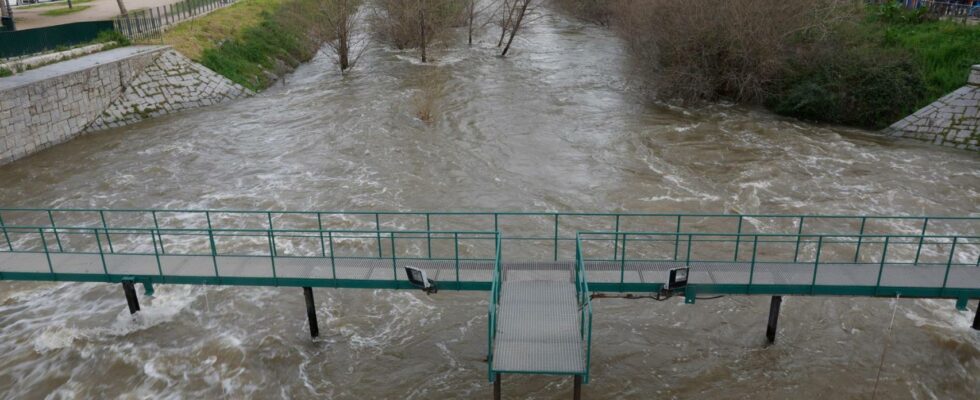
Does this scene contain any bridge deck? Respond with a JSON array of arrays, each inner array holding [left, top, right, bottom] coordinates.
[[492, 274, 585, 375], [1, 252, 978, 291]]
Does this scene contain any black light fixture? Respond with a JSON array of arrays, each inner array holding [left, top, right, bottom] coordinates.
[[665, 267, 689, 291], [404, 266, 438, 294]]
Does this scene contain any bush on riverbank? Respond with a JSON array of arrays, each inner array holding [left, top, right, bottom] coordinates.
[[162, 0, 342, 91], [554, 0, 980, 129]]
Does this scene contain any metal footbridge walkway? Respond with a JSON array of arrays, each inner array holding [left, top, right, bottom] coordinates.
[[1, 208, 979, 398]]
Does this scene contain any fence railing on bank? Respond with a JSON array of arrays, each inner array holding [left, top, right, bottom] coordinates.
[[114, 0, 238, 41], [919, 1, 980, 19]]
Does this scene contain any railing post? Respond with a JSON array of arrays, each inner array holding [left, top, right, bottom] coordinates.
[[748, 235, 759, 289], [152, 211, 165, 254], [686, 234, 693, 263], [914, 218, 929, 265], [265, 212, 276, 256], [316, 213, 327, 257], [39, 228, 54, 275], [426, 213, 432, 258], [793, 216, 805, 262], [0, 212, 12, 251], [673, 215, 681, 261], [122, 280, 140, 314], [46, 210, 62, 252], [875, 237, 890, 295], [327, 231, 336, 282], [733, 216, 743, 261], [94, 228, 108, 275], [208, 227, 220, 278], [375, 214, 383, 257], [854, 217, 866, 263], [810, 236, 823, 293], [454, 232, 461, 290], [267, 230, 277, 280], [99, 210, 114, 253], [390, 233, 397, 282], [619, 233, 627, 290], [553, 213, 559, 261], [612, 215, 620, 260], [941, 237, 957, 292], [151, 228, 163, 276]]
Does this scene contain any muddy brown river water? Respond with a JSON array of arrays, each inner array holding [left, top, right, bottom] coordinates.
[[1, 8, 979, 400]]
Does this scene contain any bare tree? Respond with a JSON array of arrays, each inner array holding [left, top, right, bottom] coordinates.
[[372, 0, 461, 63], [321, 0, 366, 71], [116, 0, 128, 15], [500, 0, 532, 56]]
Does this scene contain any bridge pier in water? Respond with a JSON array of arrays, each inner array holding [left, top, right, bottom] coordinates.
[[303, 287, 319, 338], [766, 296, 782, 344], [121, 280, 140, 314], [974, 303, 979, 331]]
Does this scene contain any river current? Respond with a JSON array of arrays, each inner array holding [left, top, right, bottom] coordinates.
[[1, 8, 979, 399]]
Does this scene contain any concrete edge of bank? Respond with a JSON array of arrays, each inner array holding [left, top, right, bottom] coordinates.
[[883, 65, 980, 152], [0, 45, 253, 166]]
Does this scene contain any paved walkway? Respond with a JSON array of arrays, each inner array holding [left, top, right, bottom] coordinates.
[[0, 45, 163, 90], [11, 0, 182, 30]]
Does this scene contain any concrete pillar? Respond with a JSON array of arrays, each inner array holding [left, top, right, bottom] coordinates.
[[303, 287, 319, 338], [573, 375, 582, 400], [493, 373, 501, 400], [766, 296, 782, 344]]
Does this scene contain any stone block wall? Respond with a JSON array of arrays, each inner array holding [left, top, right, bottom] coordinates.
[[87, 49, 252, 131], [884, 65, 980, 152], [0, 46, 251, 166]]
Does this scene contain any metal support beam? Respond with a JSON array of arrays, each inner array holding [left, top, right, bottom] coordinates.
[[973, 302, 979, 331], [303, 287, 319, 338], [122, 280, 140, 314], [493, 373, 501, 400], [766, 296, 782, 344], [573, 375, 582, 400]]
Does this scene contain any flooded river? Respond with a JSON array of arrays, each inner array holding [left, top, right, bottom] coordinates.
[[1, 8, 979, 399]]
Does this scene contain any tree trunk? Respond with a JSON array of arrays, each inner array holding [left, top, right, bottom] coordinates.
[[501, 0, 530, 57], [418, 0, 427, 63], [67, 0, 73, 9], [116, 0, 128, 16]]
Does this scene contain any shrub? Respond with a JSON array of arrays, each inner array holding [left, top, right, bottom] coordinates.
[[768, 45, 925, 129], [0, 67, 12, 77]]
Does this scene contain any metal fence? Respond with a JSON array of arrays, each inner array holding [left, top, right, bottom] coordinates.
[[919, 1, 980, 18], [0, 20, 114, 59], [114, 0, 239, 41]]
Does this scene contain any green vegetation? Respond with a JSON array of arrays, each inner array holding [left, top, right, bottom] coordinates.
[[0, 67, 12, 77], [94, 29, 131, 47], [770, 4, 980, 129], [161, 0, 334, 91], [39, 4, 91, 16]]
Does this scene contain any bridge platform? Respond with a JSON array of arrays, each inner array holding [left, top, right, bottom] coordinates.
[[1, 208, 979, 399]]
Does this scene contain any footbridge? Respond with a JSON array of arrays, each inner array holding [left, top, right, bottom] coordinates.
[[1, 208, 979, 399]]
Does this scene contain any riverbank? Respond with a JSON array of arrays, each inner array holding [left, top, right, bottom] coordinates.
[[555, 1, 980, 131], [160, 0, 335, 91]]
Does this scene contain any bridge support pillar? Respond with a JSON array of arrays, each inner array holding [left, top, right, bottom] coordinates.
[[573, 375, 582, 400], [304, 287, 319, 338], [766, 296, 782, 344], [122, 280, 140, 314], [973, 302, 979, 331], [493, 373, 501, 400]]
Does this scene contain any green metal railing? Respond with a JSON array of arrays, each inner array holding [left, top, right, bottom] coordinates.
[[576, 231, 980, 298], [1, 208, 978, 263], [487, 235, 503, 381], [0, 221, 499, 289], [574, 236, 594, 383]]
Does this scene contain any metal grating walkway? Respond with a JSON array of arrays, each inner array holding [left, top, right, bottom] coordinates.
[[491, 271, 586, 375]]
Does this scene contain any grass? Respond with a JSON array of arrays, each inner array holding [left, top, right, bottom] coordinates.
[[39, 4, 91, 16], [161, 0, 332, 91], [0, 67, 12, 77]]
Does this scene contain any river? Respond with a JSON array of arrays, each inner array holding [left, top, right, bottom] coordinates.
[[1, 7, 979, 399]]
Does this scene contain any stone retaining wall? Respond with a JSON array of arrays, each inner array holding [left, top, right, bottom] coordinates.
[[0, 46, 251, 165], [87, 49, 252, 131], [884, 65, 980, 152]]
